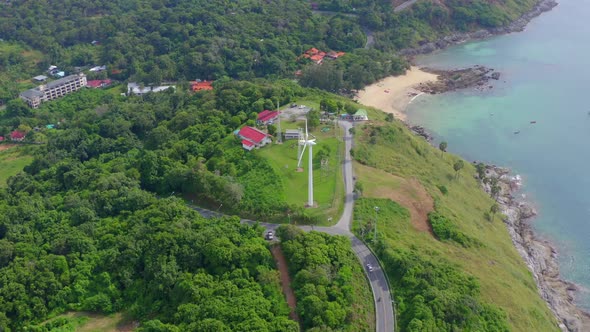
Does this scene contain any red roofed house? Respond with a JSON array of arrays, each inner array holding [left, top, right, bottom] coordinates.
[[257, 110, 279, 125], [190, 80, 214, 91], [10, 130, 26, 142], [302, 48, 327, 64], [86, 79, 112, 88], [0, 136, 4, 142], [238, 126, 271, 151]]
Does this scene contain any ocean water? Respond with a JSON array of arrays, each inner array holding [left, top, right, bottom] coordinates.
[[407, 0, 590, 310]]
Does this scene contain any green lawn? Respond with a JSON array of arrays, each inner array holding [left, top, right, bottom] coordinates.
[[258, 121, 344, 225], [0, 145, 34, 187], [351, 111, 560, 331]]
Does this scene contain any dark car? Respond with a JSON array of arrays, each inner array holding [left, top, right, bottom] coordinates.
[[266, 231, 274, 240]]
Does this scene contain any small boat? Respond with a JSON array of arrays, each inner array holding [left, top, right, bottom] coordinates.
[[530, 121, 537, 124], [514, 130, 520, 134]]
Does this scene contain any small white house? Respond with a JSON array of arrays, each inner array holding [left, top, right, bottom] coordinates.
[[353, 109, 369, 121], [127, 82, 176, 96]]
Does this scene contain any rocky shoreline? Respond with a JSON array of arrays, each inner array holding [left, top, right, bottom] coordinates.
[[478, 165, 590, 332], [404, 119, 590, 330], [399, 0, 558, 57]]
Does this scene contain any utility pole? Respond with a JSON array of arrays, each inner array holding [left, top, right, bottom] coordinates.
[[374, 206, 380, 241], [277, 100, 282, 144]]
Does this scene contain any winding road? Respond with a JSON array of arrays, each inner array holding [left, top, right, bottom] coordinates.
[[192, 121, 395, 331]]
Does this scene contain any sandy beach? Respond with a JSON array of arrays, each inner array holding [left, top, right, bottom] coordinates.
[[356, 66, 438, 121]]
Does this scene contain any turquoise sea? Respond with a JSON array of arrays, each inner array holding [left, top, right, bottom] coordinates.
[[407, 0, 590, 310]]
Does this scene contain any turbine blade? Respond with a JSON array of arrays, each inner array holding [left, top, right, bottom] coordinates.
[[305, 118, 308, 139], [297, 143, 307, 167]]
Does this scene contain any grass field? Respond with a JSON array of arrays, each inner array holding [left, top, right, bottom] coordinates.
[[0, 145, 34, 187], [351, 110, 560, 331], [35, 312, 135, 331], [258, 120, 344, 225]]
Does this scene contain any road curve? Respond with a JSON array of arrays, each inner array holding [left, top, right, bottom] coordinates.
[[192, 120, 395, 331]]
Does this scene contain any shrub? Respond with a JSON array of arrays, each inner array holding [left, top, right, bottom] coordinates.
[[428, 212, 473, 247]]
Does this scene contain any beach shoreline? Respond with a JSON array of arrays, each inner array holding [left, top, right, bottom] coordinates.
[[355, 66, 437, 121]]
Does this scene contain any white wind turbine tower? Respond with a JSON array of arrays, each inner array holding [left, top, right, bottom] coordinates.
[[297, 119, 316, 207]]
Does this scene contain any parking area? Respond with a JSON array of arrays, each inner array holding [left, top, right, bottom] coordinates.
[[280, 104, 312, 121]]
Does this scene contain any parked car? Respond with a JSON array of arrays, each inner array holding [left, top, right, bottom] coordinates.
[[266, 231, 274, 240], [366, 263, 373, 272]]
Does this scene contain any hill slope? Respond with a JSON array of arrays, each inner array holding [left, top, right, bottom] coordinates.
[[350, 109, 559, 331]]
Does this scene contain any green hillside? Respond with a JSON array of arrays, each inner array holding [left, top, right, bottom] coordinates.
[[350, 108, 559, 331]]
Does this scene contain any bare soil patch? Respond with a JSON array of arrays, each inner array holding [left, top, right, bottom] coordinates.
[[358, 164, 434, 234], [270, 245, 300, 322], [0, 144, 17, 152]]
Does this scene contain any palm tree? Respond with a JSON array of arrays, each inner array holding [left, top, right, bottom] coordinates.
[[490, 203, 500, 221], [439, 141, 447, 157], [453, 160, 464, 179]]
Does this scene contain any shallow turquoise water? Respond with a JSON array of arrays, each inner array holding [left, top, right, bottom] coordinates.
[[407, 0, 590, 310]]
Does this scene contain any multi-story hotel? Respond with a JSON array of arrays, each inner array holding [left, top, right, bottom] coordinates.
[[20, 73, 87, 108]]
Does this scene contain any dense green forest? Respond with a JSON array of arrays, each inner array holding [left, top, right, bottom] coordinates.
[[277, 226, 374, 331], [0, 0, 539, 103], [0, 82, 325, 330]]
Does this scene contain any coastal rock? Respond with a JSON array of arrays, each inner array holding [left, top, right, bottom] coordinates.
[[491, 72, 501, 80], [409, 125, 433, 141], [418, 66, 500, 94]]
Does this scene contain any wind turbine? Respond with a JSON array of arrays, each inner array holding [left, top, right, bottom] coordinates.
[[297, 119, 316, 207]]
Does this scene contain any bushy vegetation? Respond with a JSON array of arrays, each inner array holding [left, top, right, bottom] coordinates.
[[277, 225, 374, 331], [315, 0, 538, 49], [428, 211, 476, 247]]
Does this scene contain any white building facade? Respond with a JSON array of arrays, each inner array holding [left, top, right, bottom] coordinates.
[[20, 73, 87, 108]]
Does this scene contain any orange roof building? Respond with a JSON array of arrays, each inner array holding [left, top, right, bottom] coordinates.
[[190, 80, 214, 91]]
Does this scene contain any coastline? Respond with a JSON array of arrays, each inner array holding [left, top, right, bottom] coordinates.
[[356, 0, 590, 328], [361, 72, 590, 329], [399, 0, 558, 57], [480, 167, 590, 331]]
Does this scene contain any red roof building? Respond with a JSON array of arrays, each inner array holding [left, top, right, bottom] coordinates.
[[0, 136, 4, 142], [238, 126, 271, 150], [257, 110, 279, 125], [190, 80, 214, 91], [10, 130, 26, 142], [301, 48, 343, 64], [86, 79, 112, 88]]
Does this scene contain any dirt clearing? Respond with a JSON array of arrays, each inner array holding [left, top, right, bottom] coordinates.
[[355, 163, 434, 234]]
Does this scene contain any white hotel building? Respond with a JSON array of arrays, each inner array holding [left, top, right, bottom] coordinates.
[[20, 73, 87, 108]]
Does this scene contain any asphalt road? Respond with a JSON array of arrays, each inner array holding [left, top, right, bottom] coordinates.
[[192, 120, 395, 331]]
